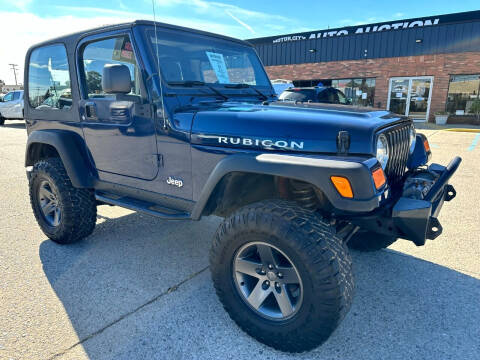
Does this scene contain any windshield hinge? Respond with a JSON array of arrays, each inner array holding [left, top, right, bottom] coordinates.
[[337, 131, 350, 155], [157, 154, 164, 167]]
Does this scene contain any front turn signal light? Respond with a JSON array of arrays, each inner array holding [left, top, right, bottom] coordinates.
[[331, 176, 353, 198], [423, 138, 431, 152], [372, 167, 386, 189]]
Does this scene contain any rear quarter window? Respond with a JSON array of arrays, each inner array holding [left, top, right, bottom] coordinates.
[[28, 44, 72, 110], [279, 89, 316, 102]]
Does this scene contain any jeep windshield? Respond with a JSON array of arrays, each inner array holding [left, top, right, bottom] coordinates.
[[144, 28, 271, 92]]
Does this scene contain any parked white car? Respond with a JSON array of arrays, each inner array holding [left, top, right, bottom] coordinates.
[[0, 90, 24, 125], [270, 79, 293, 95]]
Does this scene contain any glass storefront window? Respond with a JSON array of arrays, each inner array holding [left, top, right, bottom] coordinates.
[[331, 77, 376, 107], [446, 74, 480, 115]]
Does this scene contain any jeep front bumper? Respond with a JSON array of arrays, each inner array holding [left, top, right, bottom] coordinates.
[[351, 156, 461, 246]]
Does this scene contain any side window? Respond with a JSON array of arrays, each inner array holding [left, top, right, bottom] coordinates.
[[317, 89, 330, 103], [28, 44, 71, 110], [82, 35, 140, 98], [3, 92, 13, 102], [13, 92, 21, 100], [336, 90, 347, 104]]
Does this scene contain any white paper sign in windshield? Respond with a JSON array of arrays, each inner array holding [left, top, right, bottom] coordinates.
[[206, 52, 230, 84]]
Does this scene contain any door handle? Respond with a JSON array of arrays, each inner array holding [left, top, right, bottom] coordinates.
[[85, 102, 97, 120]]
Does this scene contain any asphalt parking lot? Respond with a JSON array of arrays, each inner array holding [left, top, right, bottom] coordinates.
[[1, 120, 479, 359]]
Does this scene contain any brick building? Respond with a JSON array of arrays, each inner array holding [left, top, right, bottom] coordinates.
[[248, 11, 480, 123]]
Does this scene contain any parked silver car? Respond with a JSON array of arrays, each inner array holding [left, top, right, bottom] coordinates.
[[0, 90, 24, 125]]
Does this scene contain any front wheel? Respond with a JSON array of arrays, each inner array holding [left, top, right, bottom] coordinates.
[[210, 200, 354, 352], [0, 115, 5, 126], [29, 157, 97, 244]]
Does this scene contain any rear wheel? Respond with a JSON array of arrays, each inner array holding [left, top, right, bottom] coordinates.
[[210, 200, 354, 352], [29, 157, 97, 244], [347, 230, 397, 252], [0, 115, 5, 126]]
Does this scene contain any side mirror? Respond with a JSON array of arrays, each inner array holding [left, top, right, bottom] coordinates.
[[102, 64, 131, 94]]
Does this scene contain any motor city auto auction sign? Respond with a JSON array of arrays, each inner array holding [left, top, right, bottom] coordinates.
[[271, 18, 440, 44]]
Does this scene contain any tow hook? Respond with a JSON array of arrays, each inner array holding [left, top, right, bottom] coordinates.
[[444, 184, 456, 202], [426, 217, 443, 240]]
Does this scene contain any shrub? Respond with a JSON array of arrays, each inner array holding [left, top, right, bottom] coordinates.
[[469, 100, 480, 122]]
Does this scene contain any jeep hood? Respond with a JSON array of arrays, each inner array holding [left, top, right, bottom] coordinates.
[[190, 102, 408, 155]]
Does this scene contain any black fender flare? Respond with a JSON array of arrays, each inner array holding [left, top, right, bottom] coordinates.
[[191, 153, 383, 219], [25, 130, 96, 188]]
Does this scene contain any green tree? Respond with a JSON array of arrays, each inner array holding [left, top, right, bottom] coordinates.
[[469, 99, 480, 123], [86, 71, 102, 94]]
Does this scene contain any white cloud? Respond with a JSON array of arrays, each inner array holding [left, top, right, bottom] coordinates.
[[151, 0, 292, 23], [0, 12, 132, 84], [0, 1, 304, 84], [10, 0, 32, 11], [0, 9, 244, 84], [225, 9, 255, 34]]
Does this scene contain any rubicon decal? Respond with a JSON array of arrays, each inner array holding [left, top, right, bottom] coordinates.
[[217, 136, 304, 150]]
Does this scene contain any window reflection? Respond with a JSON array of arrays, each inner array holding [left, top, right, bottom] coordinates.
[[82, 36, 140, 99], [331, 78, 376, 107], [28, 44, 71, 110], [446, 74, 480, 115]]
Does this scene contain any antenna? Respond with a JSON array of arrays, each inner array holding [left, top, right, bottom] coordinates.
[[151, 0, 167, 130]]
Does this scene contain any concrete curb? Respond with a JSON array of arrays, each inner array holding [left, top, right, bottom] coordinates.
[[443, 128, 480, 133]]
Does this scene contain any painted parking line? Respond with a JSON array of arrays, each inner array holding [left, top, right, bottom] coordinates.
[[467, 133, 480, 151]]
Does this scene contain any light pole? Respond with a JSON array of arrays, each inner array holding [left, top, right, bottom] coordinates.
[[9, 64, 19, 86]]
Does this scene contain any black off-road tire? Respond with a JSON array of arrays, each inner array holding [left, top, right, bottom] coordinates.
[[210, 199, 354, 352], [29, 157, 97, 244], [0, 116, 5, 126], [347, 230, 397, 252]]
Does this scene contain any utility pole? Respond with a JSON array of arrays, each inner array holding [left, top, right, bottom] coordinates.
[[9, 64, 19, 85]]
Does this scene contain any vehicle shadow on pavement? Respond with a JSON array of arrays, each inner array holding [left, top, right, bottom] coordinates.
[[1, 122, 26, 129], [40, 212, 480, 360]]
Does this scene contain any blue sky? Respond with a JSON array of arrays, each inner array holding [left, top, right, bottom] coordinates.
[[0, 0, 479, 84]]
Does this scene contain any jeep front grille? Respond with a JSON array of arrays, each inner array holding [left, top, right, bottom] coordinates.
[[384, 124, 411, 189]]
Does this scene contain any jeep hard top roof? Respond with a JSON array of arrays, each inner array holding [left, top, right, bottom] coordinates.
[[27, 20, 251, 52]]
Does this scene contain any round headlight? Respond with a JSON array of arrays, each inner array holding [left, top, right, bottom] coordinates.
[[376, 134, 389, 169], [409, 126, 416, 153]]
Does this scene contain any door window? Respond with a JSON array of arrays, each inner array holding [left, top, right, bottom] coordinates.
[[13, 92, 21, 100], [389, 79, 409, 116], [388, 77, 433, 121], [317, 89, 332, 103], [28, 44, 71, 109], [409, 79, 431, 119], [2, 92, 13, 102], [81, 35, 140, 98], [335, 89, 348, 104]]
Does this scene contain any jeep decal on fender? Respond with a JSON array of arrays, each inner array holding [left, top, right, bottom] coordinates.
[[166, 176, 184, 188], [217, 136, 304, 150]]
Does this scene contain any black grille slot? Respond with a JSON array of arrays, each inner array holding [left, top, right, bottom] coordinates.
[[384, 124, 410, 189]]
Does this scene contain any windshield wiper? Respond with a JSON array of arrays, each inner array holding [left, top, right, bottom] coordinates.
[[167, 81, 229, 100], [223, 83, 269, 101]]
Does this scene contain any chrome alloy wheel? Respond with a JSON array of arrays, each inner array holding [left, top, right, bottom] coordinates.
[[38, 180, 61, 227], [233, 241, 303, 320]]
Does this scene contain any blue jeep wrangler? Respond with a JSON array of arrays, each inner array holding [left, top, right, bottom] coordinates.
[[24, 21, 461, 352]]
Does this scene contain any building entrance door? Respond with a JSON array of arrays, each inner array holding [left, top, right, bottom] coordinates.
[[388, 76, 433, 122]]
